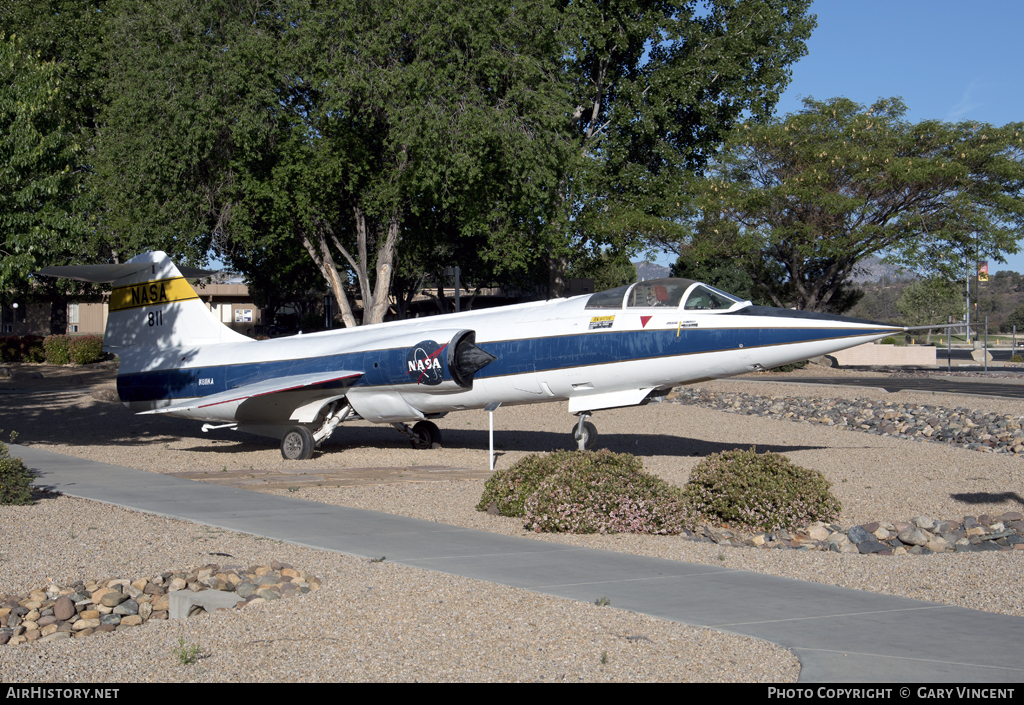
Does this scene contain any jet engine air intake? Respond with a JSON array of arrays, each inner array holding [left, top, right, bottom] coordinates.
[[448, 330, 496, 388]]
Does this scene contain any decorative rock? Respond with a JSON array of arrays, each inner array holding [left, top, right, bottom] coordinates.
[[846, 526, 872, 544], [100, 592, 129, 608], [113, 599, 138, 616], [72, 618, 100, 631], [857, 539, 891, 555], [805, 523, 830, 541], [898, 527, 931, 546], [39, 630, 70, 643], [52, 596, 75, 621], [911, 516, 937, 531]]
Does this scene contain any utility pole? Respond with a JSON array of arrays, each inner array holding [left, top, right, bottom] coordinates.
[[966, 265, 971, 345]]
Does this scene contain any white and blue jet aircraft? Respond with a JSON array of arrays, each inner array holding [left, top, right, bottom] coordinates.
[[39, 251, 903, 459]]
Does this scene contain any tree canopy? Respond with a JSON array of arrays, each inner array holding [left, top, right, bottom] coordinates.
[[0, 33, 86, 298], [5, 0, 818, 325], [541, 0, 816, 295], [896, 277, 963, 342], [665, 97, 1024, 312]]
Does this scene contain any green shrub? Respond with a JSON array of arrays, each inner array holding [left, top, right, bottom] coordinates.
[[0, 337, 16, 362], [682, 448, 840, 533], [69, 335, 104, 364], [22, 336, 45, 362], [0, 336, 45, 363], [42, 335, 71, 365], [0, 433, 33, 505], [476, 452, 563, 517], [1012, 355, 1023, 363], [480, 450, 689, 535], [880, 336, 899, 345]]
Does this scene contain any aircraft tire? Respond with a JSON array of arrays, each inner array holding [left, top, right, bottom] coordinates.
[[572, 421, 598, 451], [411, 421, 442, 449], [281, 426, 315, 460]]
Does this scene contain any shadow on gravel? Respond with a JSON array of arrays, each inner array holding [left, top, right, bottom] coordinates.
[[951, 491, 1024, 508], [3, 391, 826, 459], [177, 426, 828, 458], [0, 393, 199, 448]]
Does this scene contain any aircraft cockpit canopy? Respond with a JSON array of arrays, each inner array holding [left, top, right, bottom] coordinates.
[[584, 278, 748, 312]]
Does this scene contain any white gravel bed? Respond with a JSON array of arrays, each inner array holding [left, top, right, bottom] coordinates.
[[0, 495, 796, 682], [3, 372, 1024, 680]]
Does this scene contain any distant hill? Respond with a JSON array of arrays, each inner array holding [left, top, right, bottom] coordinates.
[[850, 256, 915, 284], [634, 261, 670, 281]]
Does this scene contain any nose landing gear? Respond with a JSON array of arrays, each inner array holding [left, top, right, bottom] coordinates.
[[572, 412, 597, 451]]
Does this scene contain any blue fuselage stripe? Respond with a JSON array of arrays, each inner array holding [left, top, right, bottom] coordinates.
[[116, 326, 892, 403]]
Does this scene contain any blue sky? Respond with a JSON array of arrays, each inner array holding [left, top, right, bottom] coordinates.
[[654, 1, 1023, 272], [775, 0, 1024, 273]]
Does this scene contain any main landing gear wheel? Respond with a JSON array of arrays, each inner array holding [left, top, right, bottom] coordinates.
[[572, 420, 597, 451], [410, 420, 442, 449], [281, 426, 315, 460]]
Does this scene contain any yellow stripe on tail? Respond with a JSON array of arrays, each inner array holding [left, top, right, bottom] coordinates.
[[110, 277, 200, 312]]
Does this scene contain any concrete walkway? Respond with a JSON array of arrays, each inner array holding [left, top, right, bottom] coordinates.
[[13, 444, 1024, 683]]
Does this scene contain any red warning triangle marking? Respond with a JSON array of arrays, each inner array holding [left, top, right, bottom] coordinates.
[[640, 316, 653, 328]]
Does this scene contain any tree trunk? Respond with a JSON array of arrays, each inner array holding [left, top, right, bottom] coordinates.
[[547, 253, 568, 299], [365, 217, 399, 324], [49, 295, 68, 335], [300, 230, 357, 328]]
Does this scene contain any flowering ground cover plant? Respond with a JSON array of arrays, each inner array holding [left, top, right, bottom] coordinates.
[[479, 450, 689, 535], [478, 448, 841, 536], [682, 448, 841, 533]]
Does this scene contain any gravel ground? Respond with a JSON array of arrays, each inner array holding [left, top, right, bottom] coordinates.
[[0, 496, 795, 682], [2, 363, 1024, 680]]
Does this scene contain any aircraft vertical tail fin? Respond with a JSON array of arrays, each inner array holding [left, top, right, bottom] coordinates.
[[37, 250, 251, 350]]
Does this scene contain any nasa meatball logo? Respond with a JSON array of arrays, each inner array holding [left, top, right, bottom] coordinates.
[[406, 340, 447, 385]]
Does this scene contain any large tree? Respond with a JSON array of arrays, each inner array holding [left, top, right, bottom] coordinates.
[[93, 0, 286, 266], [89, 0, 817, 322], [235, 0, 572, 326], [0, 34, 86, 299], [668, 97, 1024, 312], [896, 278, 963, 343], [537, 0, 816, 296]]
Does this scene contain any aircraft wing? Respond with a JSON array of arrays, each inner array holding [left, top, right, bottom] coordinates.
[[139, 371, 363, 415]]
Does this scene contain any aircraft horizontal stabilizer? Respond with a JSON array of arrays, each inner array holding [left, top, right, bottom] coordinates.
[[36, 262, 214, 283], [139, 371, 363, 415]]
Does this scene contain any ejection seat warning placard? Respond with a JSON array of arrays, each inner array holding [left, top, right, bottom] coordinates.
[[589, 316, 614, 330]]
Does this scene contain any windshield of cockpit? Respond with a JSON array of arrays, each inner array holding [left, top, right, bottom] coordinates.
[[682, 284, 743, 310], [584, 278, 746, 311]]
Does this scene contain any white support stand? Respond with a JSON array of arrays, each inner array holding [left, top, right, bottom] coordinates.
[[485, 402, 501, 471]]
